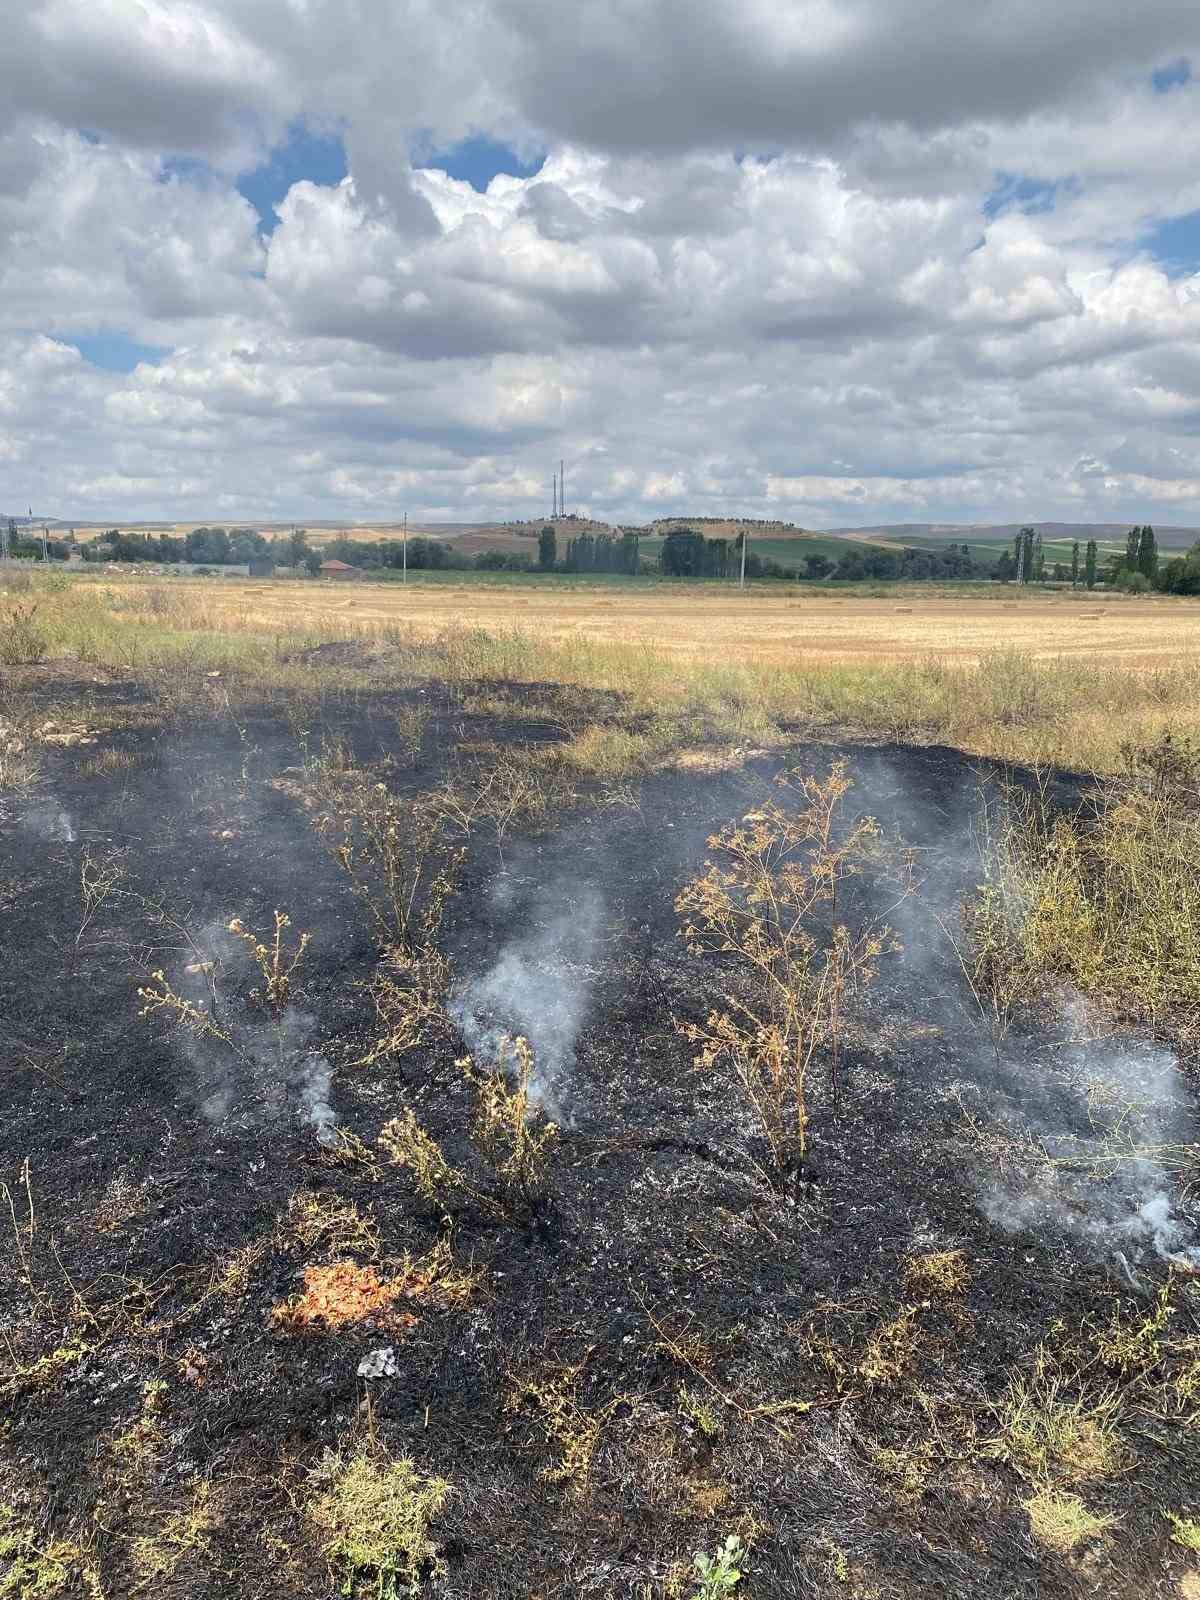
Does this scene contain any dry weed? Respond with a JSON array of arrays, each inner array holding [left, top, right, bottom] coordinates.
[[309, 766, 462, 954], [310, 1445, 450, 1597], [988, 1353, 1123, 1485], [379, 1037, 559, 1221], [504, 1358, 622, 1494], [677, 762, 901, 1181]]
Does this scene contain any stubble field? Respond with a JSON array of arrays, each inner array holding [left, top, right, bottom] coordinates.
[[157, 578, 1200, 667]]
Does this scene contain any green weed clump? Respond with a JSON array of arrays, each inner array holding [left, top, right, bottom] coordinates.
[[310, 1448, 450, 1597], [965, 732, 1200, 1033], [0, 1505, 93, 1598], [1166, 1511, 1200, 1553], [691, 1533, 745, 1597], [0, 602, 46, 666]]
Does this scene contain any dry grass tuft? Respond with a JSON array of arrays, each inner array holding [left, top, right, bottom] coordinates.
[[1024, 1488, 1116, 1554], [857, 1307, 921, 1387], [0, 600, 47, 665], [970, 736, 1200, 1033], [78, 746, 137, 777], [904, 1249, 970, 1296], [988, 1358, 1123, 1485], [310, 1446, 450, 1597], [129, 1478, 222, 1588]]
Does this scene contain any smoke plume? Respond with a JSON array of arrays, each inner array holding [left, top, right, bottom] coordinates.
[[451, 874, 606, 1116], [849, 753, 1198, 1272], [158, 918, 336, 1141]]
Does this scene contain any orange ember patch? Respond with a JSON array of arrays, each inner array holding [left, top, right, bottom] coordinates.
[[271, 1251, 478, 1334], [272, 1261, 416, 1334]]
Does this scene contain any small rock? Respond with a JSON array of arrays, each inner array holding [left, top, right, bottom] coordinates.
[[357, 1347, 398, 1380]]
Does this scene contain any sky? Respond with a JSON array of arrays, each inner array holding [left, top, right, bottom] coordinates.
[[2, 2, 1200, 528]]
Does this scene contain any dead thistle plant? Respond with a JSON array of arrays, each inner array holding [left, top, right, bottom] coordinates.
[[309, 768, 462, 955], [137, 910, 315, 1118], [356, 944, 452, 1070], [676, 761, 900, 1185], [378, 1036, 558, 1221], [72, 845, 127, 971], [228, 910, 311, 1012]]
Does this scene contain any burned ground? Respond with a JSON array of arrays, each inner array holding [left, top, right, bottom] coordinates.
[[1, 665, 1197, 1600]]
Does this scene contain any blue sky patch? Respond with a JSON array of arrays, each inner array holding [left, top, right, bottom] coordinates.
[[414, 133, 543, 192], [1142, 209, 1200, 277], [983, 172, 1075, 219], [69, 333, 170, 372], [237, 123, 348, 232], [1152, 58, 1191, 93]]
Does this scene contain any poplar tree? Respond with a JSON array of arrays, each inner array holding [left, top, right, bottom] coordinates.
[[1085, 539, 1098, 589], [1137, 524, 1158, 581], [1017, 526, 1037, 584], [1071, 540, 1080, 587]]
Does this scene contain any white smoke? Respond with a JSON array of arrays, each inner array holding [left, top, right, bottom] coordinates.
[[845, 755, 1198, 1275], [450, 877, 607, 1116], [155, 919, 335, 1140], [18, 801, 75, 840], [966, 995, 1199, 1271], [295, 1048, 337, 1145]]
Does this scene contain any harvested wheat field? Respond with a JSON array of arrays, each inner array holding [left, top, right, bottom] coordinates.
[[160, 579, 1200, 667]]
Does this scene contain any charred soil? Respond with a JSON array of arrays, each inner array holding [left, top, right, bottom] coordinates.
[[0, 667, 1197, 1600]]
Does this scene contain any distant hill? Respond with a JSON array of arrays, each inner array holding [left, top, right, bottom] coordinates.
[[823, 521, 1200, 550], [644, 517, 806, 537]]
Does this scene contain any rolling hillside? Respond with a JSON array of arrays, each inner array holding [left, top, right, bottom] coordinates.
[[823, 520, 1200, 551]]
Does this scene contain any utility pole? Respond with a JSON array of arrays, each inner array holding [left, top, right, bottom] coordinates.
[[560, 458, 565, 519], [552, 472, 557, 520], [402, 511, 408, 584]]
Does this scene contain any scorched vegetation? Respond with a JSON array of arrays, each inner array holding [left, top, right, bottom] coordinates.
[[0, 568, 1198, 1600]]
